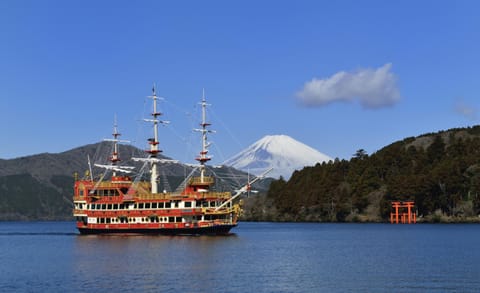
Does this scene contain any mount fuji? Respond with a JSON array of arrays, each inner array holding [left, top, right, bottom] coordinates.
[[223, 135, 332, 179]]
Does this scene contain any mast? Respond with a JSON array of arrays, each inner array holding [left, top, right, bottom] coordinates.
[[109, 115, 121, 176], [131, 85, 177, 194], [95, 116, 133, 176], [194, 89, 213, 183], [146, 85, 162, 194]]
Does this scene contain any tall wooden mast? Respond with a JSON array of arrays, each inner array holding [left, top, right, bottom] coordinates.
[[147, 85, 162, 194], [194, 89, 213, 183], [94, 116, 134, 177], [132, 86, 177, 194], [109, 116, 121, 176]]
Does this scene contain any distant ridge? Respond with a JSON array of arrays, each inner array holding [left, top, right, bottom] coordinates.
[[0, 142, 269, 220], [223, 134, 332, 179]]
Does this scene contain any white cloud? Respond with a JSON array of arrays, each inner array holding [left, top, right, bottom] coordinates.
[[296, 63, 401, 109], [454, 99, 478, 121]]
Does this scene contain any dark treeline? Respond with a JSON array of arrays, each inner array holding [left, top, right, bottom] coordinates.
[[242, 126, 480, 223]]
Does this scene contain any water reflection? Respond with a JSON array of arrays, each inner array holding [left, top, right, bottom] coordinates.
[[72, 234, 240, 292]]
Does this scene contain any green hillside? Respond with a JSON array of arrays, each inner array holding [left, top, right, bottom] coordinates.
[[242, 125, 480, 223]]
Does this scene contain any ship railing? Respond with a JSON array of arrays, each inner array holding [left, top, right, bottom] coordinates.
[[188, 176, 215, 185], [73, 209, 87, 216], [91, 181, 132, 188], [133, 192, 175, 200], [190, 191, 231, 199], [202, 207, 235, 214], [205, 219, 234, 226]]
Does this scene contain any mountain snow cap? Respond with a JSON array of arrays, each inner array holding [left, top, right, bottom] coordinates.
[[224, 134, 332, 179]]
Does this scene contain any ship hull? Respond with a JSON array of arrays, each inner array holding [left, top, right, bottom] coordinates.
[[77, 224, 237, 236]]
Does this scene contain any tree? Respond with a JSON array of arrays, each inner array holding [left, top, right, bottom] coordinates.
[[353, 149, 368, 160]]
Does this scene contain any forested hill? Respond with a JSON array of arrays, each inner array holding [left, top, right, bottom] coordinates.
[[243, 125, 480, 223]]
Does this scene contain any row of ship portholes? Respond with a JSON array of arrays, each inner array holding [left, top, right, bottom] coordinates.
[[97, 216, 184, 224], [80, 201, 225, 210]]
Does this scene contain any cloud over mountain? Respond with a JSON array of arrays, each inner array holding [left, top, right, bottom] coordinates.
[[454, 99, 478, 121], [296, 63, 401, 109]]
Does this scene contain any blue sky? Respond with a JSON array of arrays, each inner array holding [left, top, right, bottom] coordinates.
[[1, 0, 479, 164]]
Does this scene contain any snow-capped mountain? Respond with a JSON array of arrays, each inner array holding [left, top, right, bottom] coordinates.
[[223, 135, 332, 179]]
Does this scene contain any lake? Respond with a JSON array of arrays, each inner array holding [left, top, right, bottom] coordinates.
[[0, 222, 479, 292]]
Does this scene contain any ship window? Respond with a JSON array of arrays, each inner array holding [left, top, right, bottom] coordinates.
[[184, 202, 192, 208], [165, 202, 171, 208], [168, 217, 174, 223], [91, 205, 95, 210], [202, 201, 208, 207], [145, 203, 151, 209], [120, 187, 129, 195], [152, 203, 157, 209], [210, 201, 216, 207], [79, 190, 84, 196], [107, 204, 112, 210], [119, 204, 124, 209], [138, 203, 144, 209], [101, 204, 106, 210], [176, 217, 182, 223], [106, 218, 111, 224], [159, 202, 164, 208], [113, 204, 118, 210]]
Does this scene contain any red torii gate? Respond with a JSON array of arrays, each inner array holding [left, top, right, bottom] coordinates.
[[390, 201, 416, 224]]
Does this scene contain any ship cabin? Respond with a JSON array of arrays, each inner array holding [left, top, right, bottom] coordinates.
[[72, 174, 237, 230]]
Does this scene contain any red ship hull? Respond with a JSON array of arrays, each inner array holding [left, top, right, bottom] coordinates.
[[77, 224, 237, 235]]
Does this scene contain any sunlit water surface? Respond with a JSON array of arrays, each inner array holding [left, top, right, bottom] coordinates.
[[1, 222, 479, 292]]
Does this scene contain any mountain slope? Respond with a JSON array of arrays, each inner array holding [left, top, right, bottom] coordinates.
[[224, 135, 332, 179], [0, 142, 267, 220]]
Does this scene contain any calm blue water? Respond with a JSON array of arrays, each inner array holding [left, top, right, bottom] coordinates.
[[0, 222, 479, 292]]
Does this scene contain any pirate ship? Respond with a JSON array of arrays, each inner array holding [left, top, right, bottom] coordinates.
[[73, 88, 266, 235]]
